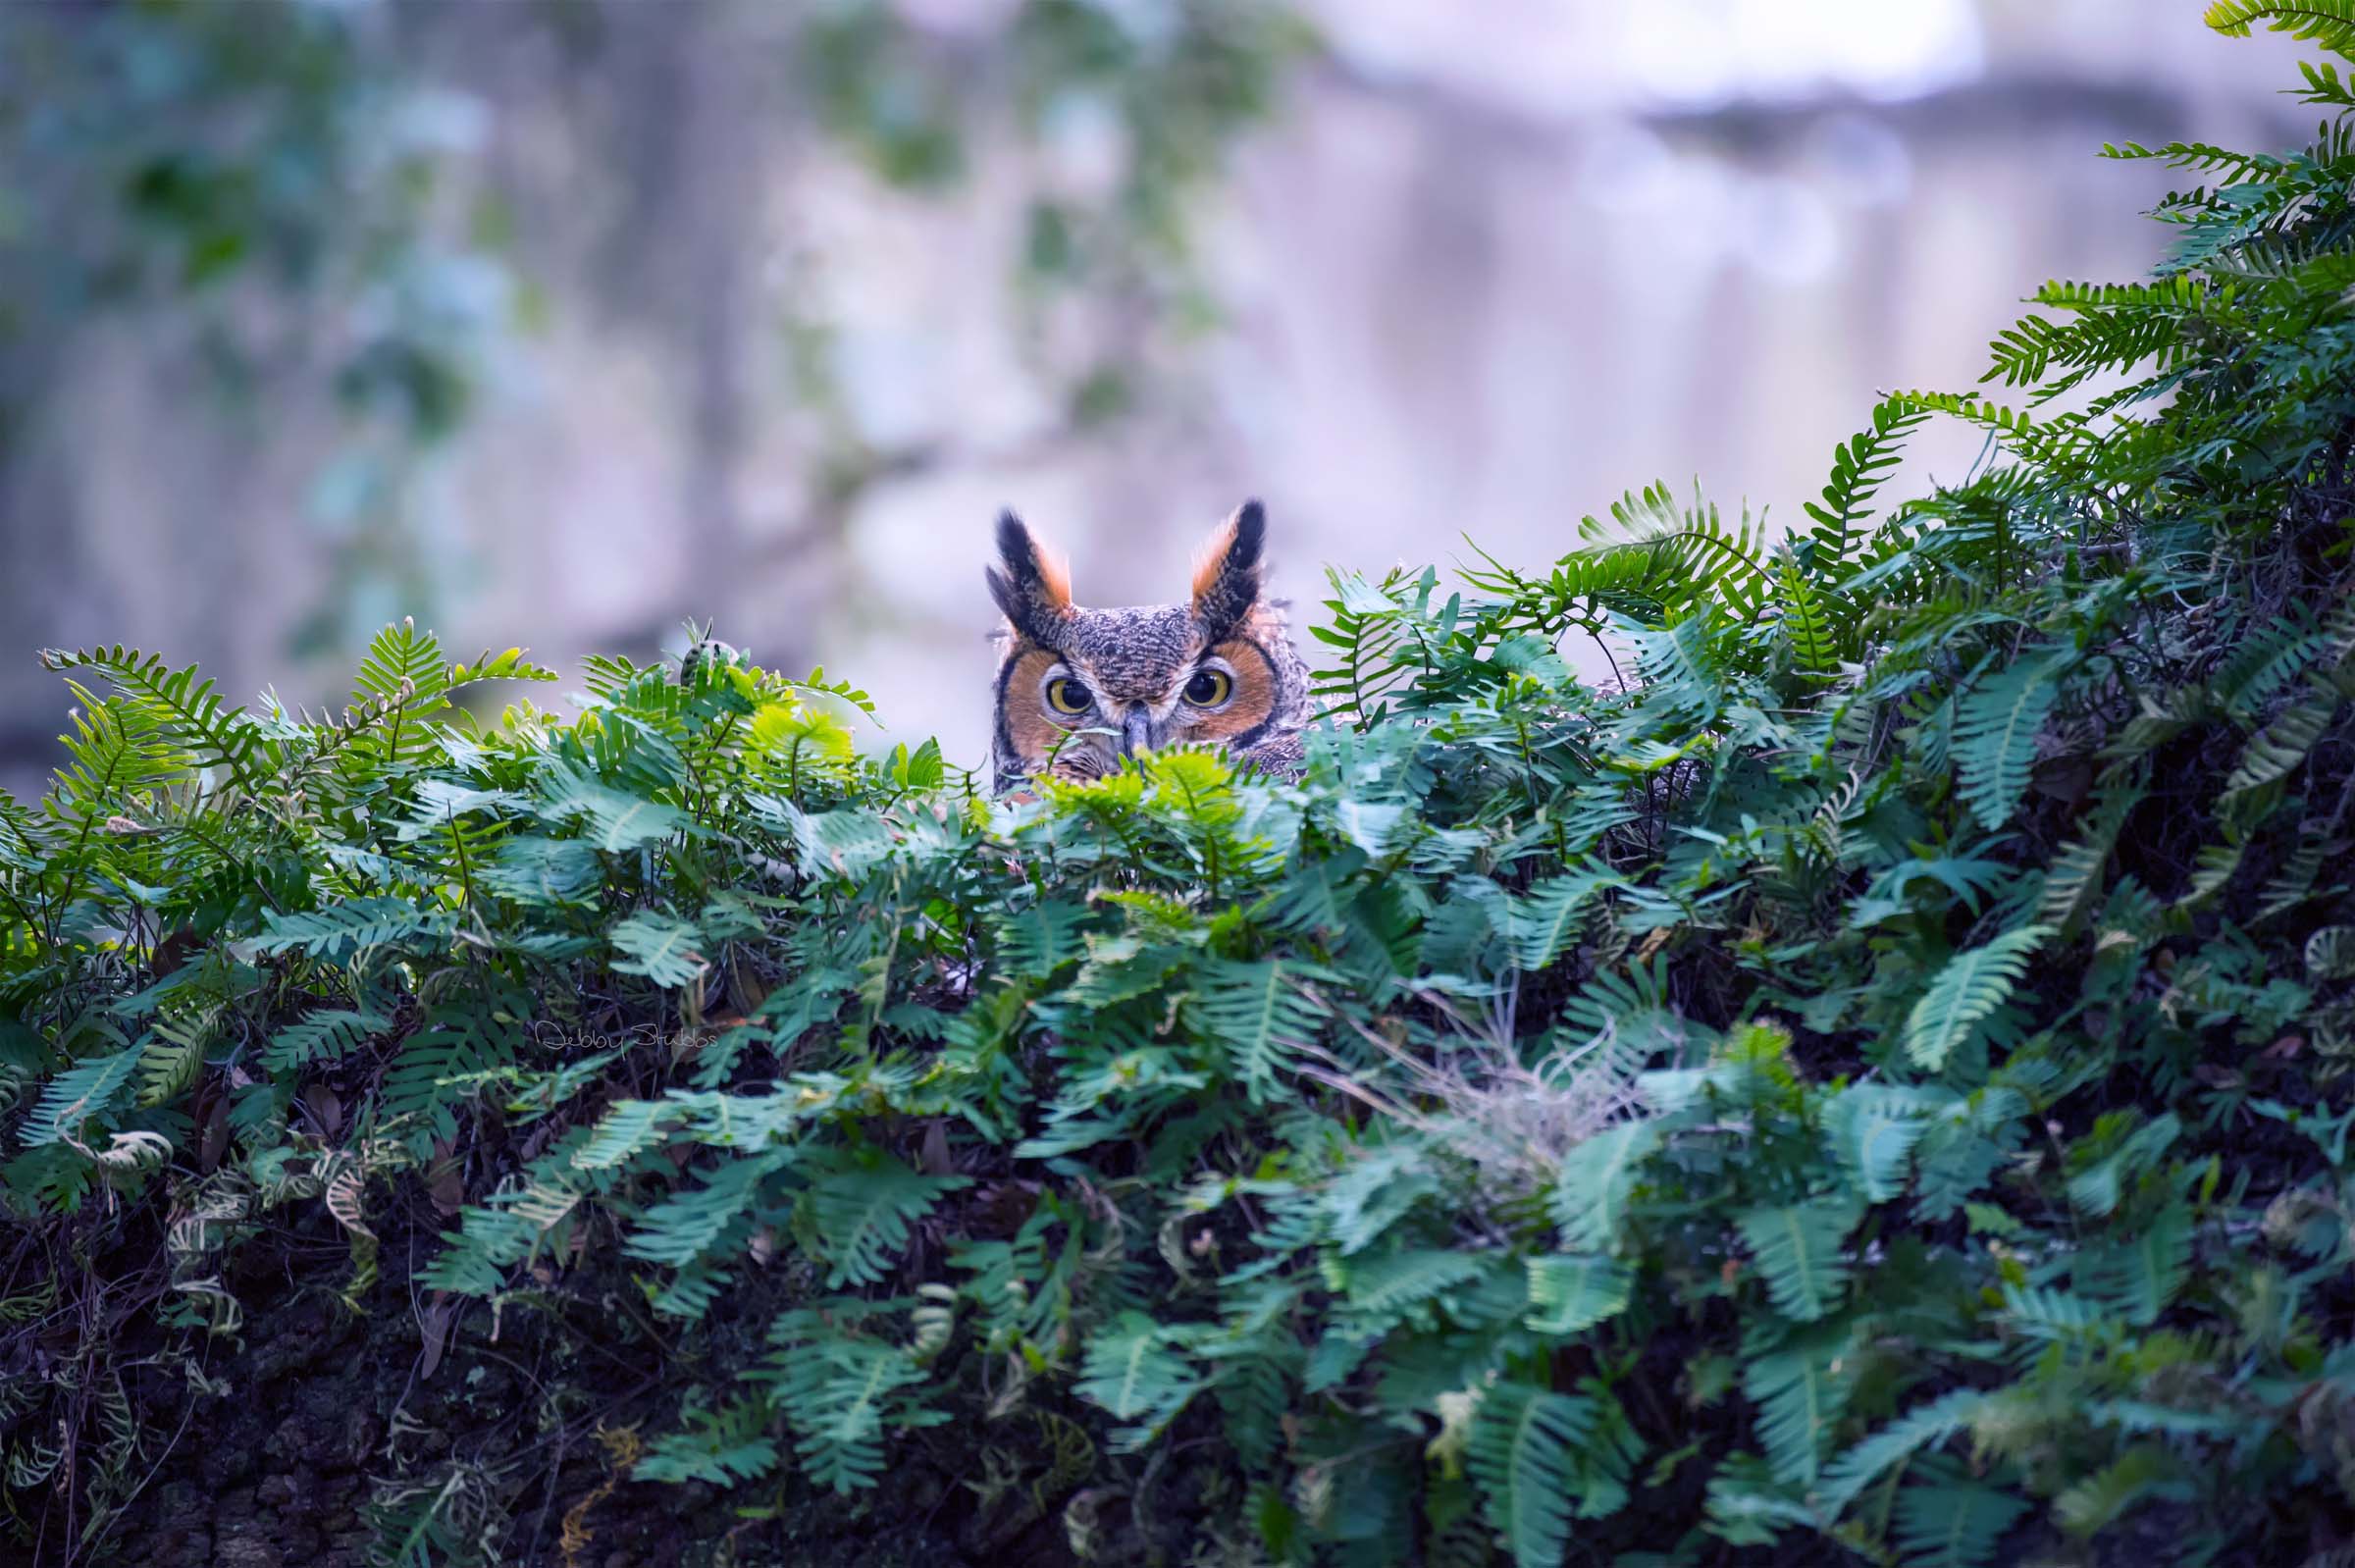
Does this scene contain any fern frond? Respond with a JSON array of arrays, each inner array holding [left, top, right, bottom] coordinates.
[[1954, 658, 2066, 830], [1524, 1254, 1635, 1337], [1466, 1380, 1595, 1568], [1903, 926, 2049, 1073], [1075, 1310, 1205, 1452], [2206, 0, 2355, 60], [1893, 1475, 2031, 1568], [607, 911, 709, 989], [1735, 1198, 1859, 1323], [253, 897, 455, 961], [1745, 1333, 1850, 1487], [1819, 1389, 1988, 1513], [1189, 959, 1327, 1099], [39, 646, 265, 788], [20, 1046, 141, 1148], [263, 1008, 393, 1073], [802, 1148, 970, 1288], [1548, 1121, 1661, 1253]]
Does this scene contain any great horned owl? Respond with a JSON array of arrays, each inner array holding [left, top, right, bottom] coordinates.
[[985, 499, 1313, 794]]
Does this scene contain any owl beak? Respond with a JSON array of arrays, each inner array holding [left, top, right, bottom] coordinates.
[[1119, 707, 1154, 760]]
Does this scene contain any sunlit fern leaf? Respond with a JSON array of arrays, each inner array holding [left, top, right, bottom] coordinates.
[[1735, 1199, 1859, 1323], [1904, 926, 2050, 1074], [2206, 0, 2355, 60], [39, 647, 263, 789], [353, 617, 451, 713], [1953, 658, 2065, 830], [46, 689, 190, 823], [1745, 1331, 1851, 1487], [135, 1011, 212, 1108], [801, 1146, 970, 1288], [1524, 1254, 1634, 1337], [1466, 1380, 1595, 1568], [1774, 552, 1842, 679], [1804, 396, 1931, 580]]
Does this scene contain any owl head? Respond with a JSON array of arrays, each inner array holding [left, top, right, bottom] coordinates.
[[986, 500, 1313, 793]]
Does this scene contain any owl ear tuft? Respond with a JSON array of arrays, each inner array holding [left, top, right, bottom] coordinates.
[[1191, 499, 1266, 637], [986, 510, 1074, 645]]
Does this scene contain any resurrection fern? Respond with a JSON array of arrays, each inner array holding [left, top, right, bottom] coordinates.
[[1466, 1382, 1595, 1568], [1904, 925, 2050, 1073], [8, 17, 2355, 1565]]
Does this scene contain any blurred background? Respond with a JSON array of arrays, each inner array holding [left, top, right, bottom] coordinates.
[[0, 0, 2316, 791]]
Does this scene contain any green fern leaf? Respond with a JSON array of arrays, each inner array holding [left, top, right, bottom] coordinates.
[[21, 1046, 141, 1148], [1524, 1254, 1634, 1337], [2207, 0, 2355, 59], [1735, 1198, 1859, 1323], [802, 1147, 970, 1288], [608, 911, 708, 989], [1467, 1380, 1596, 1568], [1745, 1332, 1851, 1487], [1774, 552, 1842, 678], [2054, 1443, 2175, 1535], [263, 1008, 392, 1073], [1819, 1389, 1987, 1513], [1075, 1310, 1205, 1452], [1954, 658, 2065, 829], [1823, 1085, 1946, 1202], [759, 1312, 942, 1492], [253, 897, 454, 960], [1904, 926, 2049, 1073], [38, 645, 266, 788], [135, 1012, 212, 1107], [535, 760, 689, 853], [1505, 862, 1626, 970], [1341, 1247, 1494, 1322], [1893, 1476, 2030, 1567], [2077, 1203, 2193, 1326], [2222, 691, 2339, 799], [1190, 959, 1328, 1099], [1549, 1121, 1661, 1253]]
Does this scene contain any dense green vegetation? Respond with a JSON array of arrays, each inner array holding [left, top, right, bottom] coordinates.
[[12, 6, 2355, 1563]]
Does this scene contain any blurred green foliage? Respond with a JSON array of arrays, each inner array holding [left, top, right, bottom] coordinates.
[[0, 0, 1310, 652]]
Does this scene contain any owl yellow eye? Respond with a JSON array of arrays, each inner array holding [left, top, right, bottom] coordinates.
[[1045, 676, 1093, 715], [1183, 668, 1232, 707]]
